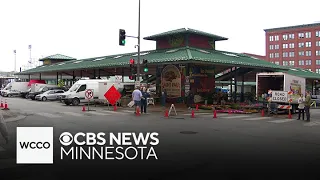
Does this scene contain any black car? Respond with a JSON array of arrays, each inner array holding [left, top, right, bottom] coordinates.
[[29, 86, 67, 100]]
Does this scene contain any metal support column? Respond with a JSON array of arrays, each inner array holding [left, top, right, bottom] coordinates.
[[93, 69, 96, 79], [56, 72, 58, 85], [136, 0, 141, 82], [234, 68, 237, 103], [72, 71, 75, 83], [39, 73, 42, 80], [98, 69, 101, 79], [241, 74, 245, 102]]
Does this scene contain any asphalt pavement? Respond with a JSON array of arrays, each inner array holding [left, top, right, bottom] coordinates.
[[0, 97, 320, 180]]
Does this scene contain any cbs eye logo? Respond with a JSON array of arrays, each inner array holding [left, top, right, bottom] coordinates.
[[59, 132, 73, 146]]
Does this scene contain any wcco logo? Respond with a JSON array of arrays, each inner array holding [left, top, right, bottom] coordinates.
[[16, 127, 54, 164], [19, 141, 51, 149]]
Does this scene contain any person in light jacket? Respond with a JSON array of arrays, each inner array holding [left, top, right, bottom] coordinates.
[[141, 87, 150, 114], [297, 94, 305, 120]]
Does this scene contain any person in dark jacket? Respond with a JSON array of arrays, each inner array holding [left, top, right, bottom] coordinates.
[[141, 87, 150, 114]]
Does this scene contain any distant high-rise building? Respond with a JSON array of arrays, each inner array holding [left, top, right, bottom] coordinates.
[[264, 23, 320, 73]]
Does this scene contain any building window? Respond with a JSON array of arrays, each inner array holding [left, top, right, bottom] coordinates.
[[306, 42, 312, 47], [316, 60, 320, 65], [306, 51, 312, 56], [289, 43, 294, 48], [275, 35, 279, 41], [274, 61, 280, 65], [289, 34, 294, 39], [289, 52, 295, 57], [316, 69, 320, 74], [306, 60, 312, 65], [316, 50, 320, 56], [282, 52, 288, 57], [316, 41, 320, 47], [299, 51, 304, 56], [269, 45, 274, 50], [283, 61, 288, 66], [274, 44, 279, 49], [306, 32, 311, 38], [298, 42, 304, 48], [289, 61, 295, 66], [283, 43, 288, 49], [316, 31, 320, 37], [298, 33, 304, 38], [299, 60, 304, 66], [269, 53, 274, 58], [282, 34, 288, 40], [269, 36, 274, 41], [275, 53, 279, 58]]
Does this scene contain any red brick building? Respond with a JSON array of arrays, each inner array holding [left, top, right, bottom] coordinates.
[[265, 23, 320, 73]]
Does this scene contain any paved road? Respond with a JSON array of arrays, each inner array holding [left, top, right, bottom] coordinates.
[[1, 97, 320, 179]]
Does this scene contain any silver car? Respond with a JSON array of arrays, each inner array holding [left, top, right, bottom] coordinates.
[[35, 90, 65, 101]]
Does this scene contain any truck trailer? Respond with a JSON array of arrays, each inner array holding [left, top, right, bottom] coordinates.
[[256, 72, 306, 113]]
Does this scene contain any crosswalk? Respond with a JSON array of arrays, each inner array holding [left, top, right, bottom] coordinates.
[[27, 110, 132, 119], [182, 112, 320, 127]]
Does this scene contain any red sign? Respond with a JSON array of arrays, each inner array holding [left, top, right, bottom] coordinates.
[[104, 85, 121, 105]]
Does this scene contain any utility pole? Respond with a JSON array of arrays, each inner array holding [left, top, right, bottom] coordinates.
[[136, 0, 141, 82]]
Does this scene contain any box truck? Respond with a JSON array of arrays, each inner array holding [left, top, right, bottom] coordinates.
[[256, 72, 306, 113]]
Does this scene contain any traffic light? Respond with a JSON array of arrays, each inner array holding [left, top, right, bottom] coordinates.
[[142, 59, 148, 72], [129, 75, 136, 80], [119, 29, 126, 46]]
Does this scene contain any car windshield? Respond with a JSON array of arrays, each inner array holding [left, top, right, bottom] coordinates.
[[69, 84, 80, 92]]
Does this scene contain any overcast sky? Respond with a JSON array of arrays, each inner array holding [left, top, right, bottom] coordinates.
[[1, 0, 319, 72]]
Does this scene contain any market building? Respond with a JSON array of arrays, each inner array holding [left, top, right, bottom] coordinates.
[[15, 28, 320, 104]]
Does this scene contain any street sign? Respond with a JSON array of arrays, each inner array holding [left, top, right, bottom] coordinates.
[[85, 89, 94, 100], [104, 85, 121, 106], [115, 75, 122, 83], [271, 91, 288, 103]]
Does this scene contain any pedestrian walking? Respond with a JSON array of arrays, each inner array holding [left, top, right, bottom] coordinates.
[[132, 86, 142, 114], [297, 94, 305, 120], [304, 91, 312, 122], [141, 87, 150, 114]]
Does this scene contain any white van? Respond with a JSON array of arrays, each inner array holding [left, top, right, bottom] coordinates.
[[63, 79, 109, 106]]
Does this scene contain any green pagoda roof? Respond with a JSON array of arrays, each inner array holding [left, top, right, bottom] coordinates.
[[16, 46, 290, 75], [39, 54, 76, 61], [143, 28, 228, 41]]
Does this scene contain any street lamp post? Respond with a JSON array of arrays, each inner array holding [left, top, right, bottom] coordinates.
[[13, 50, 16, 72]]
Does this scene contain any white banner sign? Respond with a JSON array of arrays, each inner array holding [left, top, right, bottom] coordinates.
[[271, 91, 288, 103]]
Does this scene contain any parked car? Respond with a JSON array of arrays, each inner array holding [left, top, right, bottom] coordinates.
[[29, 86, 67, 100], [20, 88, 31, 98], [2, 89, 21, 97], [35, 89, 65, 101]]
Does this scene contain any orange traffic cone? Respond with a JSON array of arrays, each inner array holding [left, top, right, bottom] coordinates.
[[261, 109, 265, 117], [288, 110, 292, 119], [196, 104, 199, 111], [164, 109, 169, 118], [0, 99, 3, 108], [136, 108, 140, 116], [3, 99, 9, 110], [82, 105, 86, 112], [213, 109, 217, 118], [191, 109, 195, 118], [114, 105, 117, 111]]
